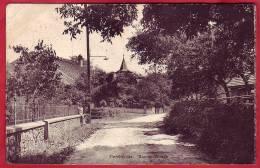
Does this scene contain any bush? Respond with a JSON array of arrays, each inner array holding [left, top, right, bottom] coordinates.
[[163, 100, 255, 163]]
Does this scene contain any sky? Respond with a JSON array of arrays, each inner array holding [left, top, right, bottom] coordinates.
[[6, 4, 149, 75]]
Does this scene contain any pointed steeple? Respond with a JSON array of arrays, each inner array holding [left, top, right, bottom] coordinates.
[[119, 55, 128, 72]]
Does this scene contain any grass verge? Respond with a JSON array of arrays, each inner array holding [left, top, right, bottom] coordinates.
[[12, 123, 102, 164]]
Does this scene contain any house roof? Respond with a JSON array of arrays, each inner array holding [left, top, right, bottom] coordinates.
[[56, 58, 86, 85], [6, 57, 87, 85], [227, 75, 255, 87]]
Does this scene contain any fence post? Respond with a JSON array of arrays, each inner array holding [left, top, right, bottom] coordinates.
[[44, 121, 49, 140], [14, 132, 21, 161], [13, 95, 16, 125], [43, 104, 45, 120]]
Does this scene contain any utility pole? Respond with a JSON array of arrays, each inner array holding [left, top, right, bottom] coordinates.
[[13, 92, 16, 125], [85, 25, 91, 122], [83, 4, 108, 122], [84, 4, 91, 123]]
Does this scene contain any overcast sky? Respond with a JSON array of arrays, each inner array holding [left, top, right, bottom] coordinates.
[[6, 4, 149, 75]]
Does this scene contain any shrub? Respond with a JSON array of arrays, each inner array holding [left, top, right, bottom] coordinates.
[[163, 100, 255, 163]]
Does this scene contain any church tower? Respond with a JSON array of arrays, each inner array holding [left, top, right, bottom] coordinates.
[[118, 55, 129, 72]]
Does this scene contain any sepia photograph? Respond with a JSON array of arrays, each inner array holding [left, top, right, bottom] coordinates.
[[5, 2, 256, 165]]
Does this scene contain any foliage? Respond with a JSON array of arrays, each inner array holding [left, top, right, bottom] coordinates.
[[115, 72, 139, 107], [56, 4, 138, 42], [91, 78, 118, 107], [92, 71, 172, 108], [134, 73, 171, 107], [12, 41, 61, 104], [74, 67, 107, 93], [163, 100, 255, 163], [53, 84, 85, 105], [127, 4, 255, 99], [92, 71, 138, 107], [141, 4, 254, 40]]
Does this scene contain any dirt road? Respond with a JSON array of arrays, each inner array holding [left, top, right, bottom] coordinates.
[[64, 113, 210, 164]]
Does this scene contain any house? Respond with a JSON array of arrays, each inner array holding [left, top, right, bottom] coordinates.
[[7, 55, 87, 86], [214, 74, 255, 103], [227, 75, 255, 96]]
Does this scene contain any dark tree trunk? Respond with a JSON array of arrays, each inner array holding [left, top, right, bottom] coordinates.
[[222, 84, 231, 104]]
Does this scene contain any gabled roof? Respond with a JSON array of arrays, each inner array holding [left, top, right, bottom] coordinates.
[[7, 57, 86, 85], [56, 59, 84, 85]]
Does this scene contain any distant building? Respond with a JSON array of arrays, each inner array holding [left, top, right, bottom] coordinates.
[[227, 75, 255, 96], [216, 75, 255, 102], [7, 55, 87, 86], [118, 55, 129, 72]]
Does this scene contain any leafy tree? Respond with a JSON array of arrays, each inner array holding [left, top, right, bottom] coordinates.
[[92, 71, 140, 107], [127, 4, 255, 100], [56, 4, 138, 41], [92, 80, 118, 107], [74, 67, 107, 92], [141, 4, 254, 40], [115, 72, 139, 107], [142, 4, 212, 38], [52, 84, 85, 105], [73, 67, 108, 106], [12, 41, 61, 119], [134, 73, 171, 107]]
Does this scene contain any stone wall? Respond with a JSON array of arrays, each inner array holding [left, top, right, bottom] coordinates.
[[6, 115, 85, 162]]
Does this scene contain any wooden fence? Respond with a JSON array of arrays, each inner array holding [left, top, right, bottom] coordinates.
[[6, 103, 79, 125]]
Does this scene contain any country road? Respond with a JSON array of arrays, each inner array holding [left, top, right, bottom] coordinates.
[[64, 113, 210, 164]]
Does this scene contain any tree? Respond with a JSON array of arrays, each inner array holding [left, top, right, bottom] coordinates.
[[52, 83, 85, 105], [141, 4, 254, 40], [12, 41, 61, 120], [73, 67, 108, 106], [56, 4, 138, 41], [127, 4, 255, 100], [115, 72, 138, 107], [142, 4, 212, 38], [91, 71, 140, 107], [56, 4, 138, 112], [75, 67, 107, 91], [134, 73, 171, 107]]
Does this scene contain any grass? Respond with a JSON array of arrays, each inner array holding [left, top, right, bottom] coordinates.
[[11, 123, 102, 164]]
